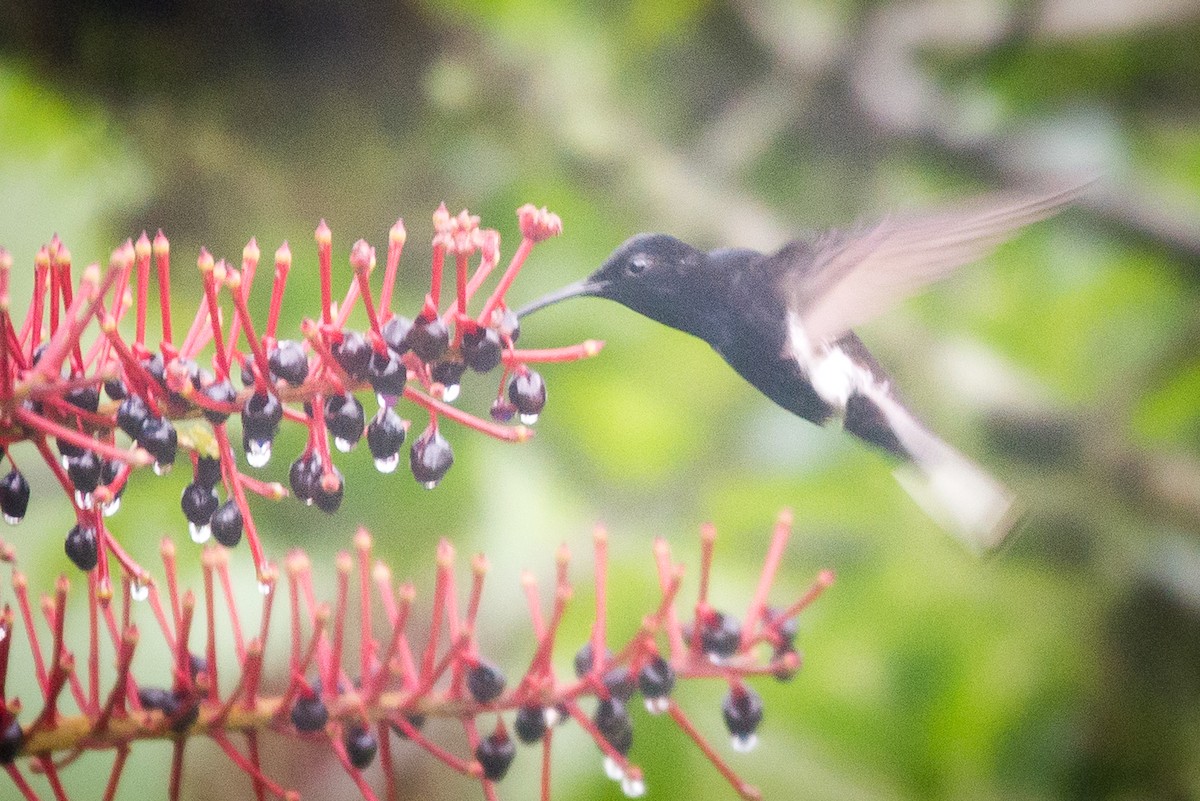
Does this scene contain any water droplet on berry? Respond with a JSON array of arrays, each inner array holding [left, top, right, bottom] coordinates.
[[519, 412, 538, 425], [130, 581, 150, 602], [441, 383, 460, 403], [730, 733, 758, 753], [334, 437, 352, 453], [74, 490, 93, 509], [189, 522, 212, 544], [102, 496, 121, 517], [603, 756, 625, 781], [373, 454, 400, 474], [621, 776, 646, 798], [644, 696, 669, 715], [257, 580, 272, 596], [152, 461, 170, 476], [245, 440, 272, 468]]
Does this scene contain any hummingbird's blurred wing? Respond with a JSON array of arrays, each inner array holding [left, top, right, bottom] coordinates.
[[790, 182, 1087, 344]]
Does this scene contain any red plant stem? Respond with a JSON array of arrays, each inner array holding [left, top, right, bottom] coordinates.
[[326, 553, 352, 704], [154, 233, 173, 347], [215, 553, 247, 662], [203, 552, 220, 699], [653, 540, 687, 663], [378, 219, 405, 319], [540, 728, 553, 801], [168, 739, 186, 801], [223, 239, 260, 370], [87, 571, 100, 711], [12, 572, 48, 693], [390, 714, 476, 775], [316, 221, 333, 327], [564, 700, 640, 781], [420, 541, 453, 685], [427, 242, 445, 314], [145, 583, 178, 656], [590, 525, 608, 675], [266, 243, 291, 343], [214, 423, 268, 580], [476, 236, 533, 325], [210, 732, 292, 800], [365, 591, 412, 706], [740, 508, 792, 649], [668, 703, 759, 801], [356, 531, 374, 691], [100, 746, 130, 801], [501, 341, 605, 365], [378, 721, 398, 801], [769, 569, 836, 632], [402, 385, 532, 442], [211, 644, 263, 727], [199, 257, 232, 379], [227, 268, 273, 393], [91, 626, 137, 735], [16, 406, 152, 468]]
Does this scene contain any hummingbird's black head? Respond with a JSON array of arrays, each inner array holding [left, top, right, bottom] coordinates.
[[517, 233, 709, 328]]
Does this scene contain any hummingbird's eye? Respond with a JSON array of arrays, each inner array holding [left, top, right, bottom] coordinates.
[[626, 254, 650, 276]]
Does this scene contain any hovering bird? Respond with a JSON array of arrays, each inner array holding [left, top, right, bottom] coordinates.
[[518, 183, 1087, 551]]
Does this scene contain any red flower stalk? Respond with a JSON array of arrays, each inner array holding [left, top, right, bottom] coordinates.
[[0, 511, 832, 801], [0, 206, 600, 587]]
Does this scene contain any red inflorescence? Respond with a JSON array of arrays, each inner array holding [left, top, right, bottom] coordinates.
[[0, 205, 601, 590], [0, 511, 832, 801]]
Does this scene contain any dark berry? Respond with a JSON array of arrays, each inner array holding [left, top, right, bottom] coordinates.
[[138, 686, 179, 716], [104, 378, 128, 401], [56, 437, 84, 462], [604, 667, 635, 703], [312, 466, 344, 515], [100, 458, 121, 491], [66, 451, 103, 495], [181, 482, 219, 526], [143, 353, 167, 388], [507, 371, 546, 420], [637, 656, 676, 700], [345, 724, 378, 770], [367, 407, 406, 469], [430, 358, 466, 393], [211, 500, 243, 547], [289, 453, 322, 504], [475, 728, 516, 781], [137, 416, 178, 468], [466, 661, 506, 704], [242, 392, 283, 438], [381, 316, 412, 354], [291, 691, 328, 733], [410, 428, 453, 488], [65, 384, 100, 414], [594, 697, 633, 755], [574, 642, 612, 677], [65, 523, 99, 571], [268, 340, 309, 387], [325, 394, 365, 451], [721, 686, 764, 742], [462, 327, 503, 373], [514, 706, 547, 744], [201, 378, 237, 424], [332, 331, 371, 381], [0, 470, 30, 523], [489, 397, 516, 422], [116, 394, 150, 439], [699, 612, 741, 660], [367, 349, 407, 395], [0, 717, 23, 764], [765, 606, 799, 650], [195, 456, 222, 489], [405, 315, 449, 363]]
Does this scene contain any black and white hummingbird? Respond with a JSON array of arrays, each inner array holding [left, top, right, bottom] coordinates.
[[517, 183, 1087, 551]]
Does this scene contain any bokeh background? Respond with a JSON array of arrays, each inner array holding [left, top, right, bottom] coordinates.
[[2, 1, 1200, 799]]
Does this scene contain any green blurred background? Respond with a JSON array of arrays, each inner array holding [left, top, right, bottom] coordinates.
[[2, 1, 1200, 799]]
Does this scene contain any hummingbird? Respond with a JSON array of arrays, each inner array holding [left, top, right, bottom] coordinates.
[[517, 183, 1087, 551]]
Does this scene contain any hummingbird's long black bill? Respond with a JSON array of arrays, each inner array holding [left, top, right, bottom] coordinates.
[[515, 277, 607, 319]]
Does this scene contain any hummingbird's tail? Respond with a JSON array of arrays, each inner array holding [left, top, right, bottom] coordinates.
[[844, 388, 1021, 552]]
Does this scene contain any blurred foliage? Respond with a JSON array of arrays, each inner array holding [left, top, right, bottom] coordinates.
[[2, 0, 1200, 799]]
